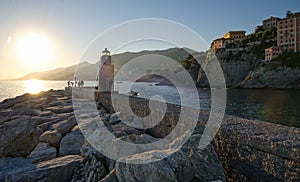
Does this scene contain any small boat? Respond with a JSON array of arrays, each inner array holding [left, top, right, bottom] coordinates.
[[128, 90, 139, 96]]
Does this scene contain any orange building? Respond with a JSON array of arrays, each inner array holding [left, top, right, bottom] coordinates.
[[223, 31, 246, 43], [277, 12, 300, 52], [211, 38, 233, 52], [265, 46, 282, 61]]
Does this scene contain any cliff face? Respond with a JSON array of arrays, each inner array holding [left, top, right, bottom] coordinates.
[[241, 66, 300, 89], [194, 60, 300, 89], [196, 60, 252, 88]]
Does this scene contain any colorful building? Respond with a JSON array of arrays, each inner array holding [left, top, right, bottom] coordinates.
[[265, 46, 282, 61], [277, 12, 300, 52], [262, 16, 280, 30], [223, 31, 246, 43], [211, 38, 234, 52]]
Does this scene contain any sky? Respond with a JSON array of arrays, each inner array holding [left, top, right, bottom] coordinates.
[[0, 0, 299, 79]]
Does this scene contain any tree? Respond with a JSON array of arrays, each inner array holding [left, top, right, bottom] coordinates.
[[286, 10, 292, 18]]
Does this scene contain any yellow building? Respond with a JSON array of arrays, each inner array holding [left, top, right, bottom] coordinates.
[[211, 38, 233, 52], [223, 31, 246, 43]]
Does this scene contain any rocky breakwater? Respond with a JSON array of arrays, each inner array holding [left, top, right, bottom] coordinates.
[[0, 90, 226, 182], [97, 92, 300, 181]]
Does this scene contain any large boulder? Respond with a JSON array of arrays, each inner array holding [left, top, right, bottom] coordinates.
[[0, 117, 40, 157], [0, 157, 34, 181], [59, 130, 85, 156], [45, 105, 73, 114], [168, 128, 226, 182], [116, 149, 194, 182], [39, 130, 62, 147], [71, 153, 107, 182], [28, 142, 57, 163], [108, 112, 121, 125], [4, 155, 82, 182], [49, 116, 77, 135]]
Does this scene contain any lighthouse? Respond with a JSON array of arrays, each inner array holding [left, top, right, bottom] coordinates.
[[98, 48, 114, 92]]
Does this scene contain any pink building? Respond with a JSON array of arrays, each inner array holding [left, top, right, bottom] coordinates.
[[265, 46, 282, 61]]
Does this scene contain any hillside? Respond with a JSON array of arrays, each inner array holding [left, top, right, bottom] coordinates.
[[18, 47, 194, 81]]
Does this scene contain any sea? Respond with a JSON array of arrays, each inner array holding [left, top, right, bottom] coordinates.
[[0, 80, 299, 128]]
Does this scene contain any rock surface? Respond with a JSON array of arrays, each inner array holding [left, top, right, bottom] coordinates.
[[49, 116, 77, 135], [28, 142, 57, 163], [59, 130, 85, 156], [71, 153, 107, 182], [0, 116, 40, 157], [116, 149, 194, 182], [241, 65, 300, 88], [4, 155, 82, 182], [39, 130, 62, 147], [1, 89, 298, 181]]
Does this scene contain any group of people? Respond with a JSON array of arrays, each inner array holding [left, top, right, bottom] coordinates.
[[67, 77, 84, 87]]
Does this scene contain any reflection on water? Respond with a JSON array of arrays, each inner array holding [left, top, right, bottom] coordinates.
[[226, 89, 300, 128], [25, 80, 44, 94], [117, 82, 300, 128]]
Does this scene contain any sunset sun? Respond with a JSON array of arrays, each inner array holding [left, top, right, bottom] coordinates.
[[16, 33, 53, 65]]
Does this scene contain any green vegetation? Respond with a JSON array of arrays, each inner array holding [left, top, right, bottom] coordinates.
[[240, 27, 277, 59], [180, 54, 198, 69], [274, 53, 300, 68]]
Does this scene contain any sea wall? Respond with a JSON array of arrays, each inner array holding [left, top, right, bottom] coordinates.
[[95, 92, 300, 181]]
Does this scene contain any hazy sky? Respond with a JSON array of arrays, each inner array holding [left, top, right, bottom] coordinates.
[[0, 0, 299, 79]]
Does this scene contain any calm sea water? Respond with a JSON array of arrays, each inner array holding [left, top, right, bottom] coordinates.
[[0, 80, 299, 128]]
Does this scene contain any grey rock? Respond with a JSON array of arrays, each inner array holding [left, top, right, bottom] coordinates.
[[0, 116, 39, 157], [11, 105, 40, 116], [45, 105, 73, 114], [111, 122, 142, 137], [108, 112, 121, 125], [100, 169, 118, 182], [38, 118, 61, 131], [197, 60, 251, 88], [168, 129, 226, 182], [39, 130, 62, 147], [71, 153, 107, 182], [49, 116, 77, 135], [5, 155, 82, 182], [0, 157, 34, 181], [241, 65, 300, 88], [59, 130, 85, 156], [28, 142, 57, 163], [116, 149, 194, 182]]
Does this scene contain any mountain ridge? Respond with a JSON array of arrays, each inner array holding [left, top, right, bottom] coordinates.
[[18, 47, 194, 80]]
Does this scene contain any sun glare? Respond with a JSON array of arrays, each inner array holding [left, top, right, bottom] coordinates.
[[16, 34, 53, 65], [25, 80, 44, 94]]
